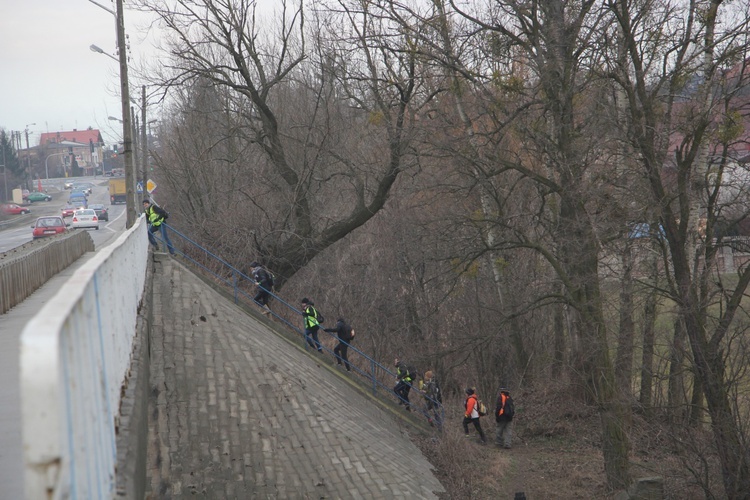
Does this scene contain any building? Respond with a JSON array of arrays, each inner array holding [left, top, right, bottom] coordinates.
[[38, 129, 104, 177]]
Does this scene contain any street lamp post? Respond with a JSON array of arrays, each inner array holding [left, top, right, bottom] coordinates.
[[45, 152, 68, 180], [89, 44, 118, 63], [24, 123, 35, 187], [89, 0, 136, 228]]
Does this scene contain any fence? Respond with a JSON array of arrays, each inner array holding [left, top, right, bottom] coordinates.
[[0, 230, 94, 314], [153, 223, 445, 429]]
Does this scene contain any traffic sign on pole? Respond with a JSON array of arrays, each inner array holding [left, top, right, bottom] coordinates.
[[146, 179, 157, 193]]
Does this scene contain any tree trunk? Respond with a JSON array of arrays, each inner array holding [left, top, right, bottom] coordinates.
[[552, 294, 566, 379], [667, 318, 687, 423], [560, 195, 630, 490], [615, 240, 635, 400], [688, 370, 704, 426], [682, 308, 750, 499], [638, 286, 657, 412]]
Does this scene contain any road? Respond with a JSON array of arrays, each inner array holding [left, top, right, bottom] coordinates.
[[0, 176, 127, 253]]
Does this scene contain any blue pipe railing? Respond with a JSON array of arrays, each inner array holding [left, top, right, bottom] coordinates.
[[151, 223, 444, 429]]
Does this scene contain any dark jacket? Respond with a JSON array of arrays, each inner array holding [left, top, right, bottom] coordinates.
[[252, 267, 273, 289], [495, 391, 513, 422], [324, 319, 353, 341], [396, 362, 414, 382]]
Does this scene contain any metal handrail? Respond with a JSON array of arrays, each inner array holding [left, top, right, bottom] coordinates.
[[150, 223, 444, 429]]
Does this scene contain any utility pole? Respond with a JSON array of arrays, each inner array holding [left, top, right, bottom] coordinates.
[[1, 132, 7, 202], [141, 85, 148, 197], [116, 0, 136, 228], [131, 105, 139, 201], [24, 123, 35, 187]]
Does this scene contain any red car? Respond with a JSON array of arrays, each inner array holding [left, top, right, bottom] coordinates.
[[61, 205, 76, 217], [1, 203, 31, 215], [31, 216, 69, 239]]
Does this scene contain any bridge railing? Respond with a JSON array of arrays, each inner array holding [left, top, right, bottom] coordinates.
[[154, 223, 444, 429], [0, 230, 95, 314]]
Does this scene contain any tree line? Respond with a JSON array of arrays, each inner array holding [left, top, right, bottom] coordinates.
[[135, 0, 750, 496]]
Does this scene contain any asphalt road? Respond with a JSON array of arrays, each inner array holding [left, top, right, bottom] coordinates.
[[0, 176, 127, 253]]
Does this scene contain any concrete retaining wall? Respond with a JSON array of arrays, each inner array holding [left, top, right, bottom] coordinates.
[[20, 217, 149, 499]]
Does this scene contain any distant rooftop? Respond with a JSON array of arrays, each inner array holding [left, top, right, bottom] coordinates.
[[39, 129, 103, 147]]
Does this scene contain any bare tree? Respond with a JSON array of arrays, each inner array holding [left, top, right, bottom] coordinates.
[[607, 0, 750, 495], [140, 0, 429, 283]]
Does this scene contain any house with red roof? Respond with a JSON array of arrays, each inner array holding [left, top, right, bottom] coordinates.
[[38, 128, 104, 177]]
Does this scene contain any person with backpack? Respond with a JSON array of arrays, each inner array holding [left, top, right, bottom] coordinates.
[[250, 262, 274, 315], [421, 370, 443, 428], [495, 387, 515, 449], [463, 387, 487, 443], [394, 358, 416, 411], [143, 198, 175, 255], [323, 318, 355, 371], [301, 298, 323, 352]]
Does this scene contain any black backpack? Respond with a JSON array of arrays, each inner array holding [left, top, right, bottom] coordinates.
[[502, 394, 515, 420], [429, 379, 442, 404], [315, 309, 325, 324]]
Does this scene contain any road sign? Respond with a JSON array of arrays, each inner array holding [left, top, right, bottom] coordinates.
[[146, 179, 157, 194], [136, 182, 143, 194]]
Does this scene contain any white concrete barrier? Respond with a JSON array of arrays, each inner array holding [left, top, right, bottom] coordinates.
[[20, 216, 149, 499]]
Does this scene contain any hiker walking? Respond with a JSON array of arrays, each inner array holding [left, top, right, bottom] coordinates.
[[301, 298, 323, 352], [420, 370, 443, 428], [495, 388, 514, 449], [250, 262, 274, 315], [143, 198, 175, 255], [463, 388, 487, 443], [324, 318, 355, 371], [394, 358, 416, 410]]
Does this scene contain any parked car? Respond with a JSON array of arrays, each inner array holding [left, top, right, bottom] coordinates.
[[1, 203, 31, 215], [61, 205, 76, 218], [27, 192, 52, 202], [64, 180, 74, 189], [21, 189, 30, 200], [32, 216, 68, 239], [71, 209, 99, 230], [88, 203, 109, 221]]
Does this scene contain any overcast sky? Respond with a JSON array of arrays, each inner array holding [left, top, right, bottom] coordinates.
[[0, 0, 168, 146], [0, 0, 276, 147]]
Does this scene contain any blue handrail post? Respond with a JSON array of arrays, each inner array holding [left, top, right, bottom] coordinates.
[[232, 269, 238, 304], [371, 359, 377, 396]]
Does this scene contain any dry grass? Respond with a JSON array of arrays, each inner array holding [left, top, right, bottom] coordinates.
[[415, 381, 722, 499]]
